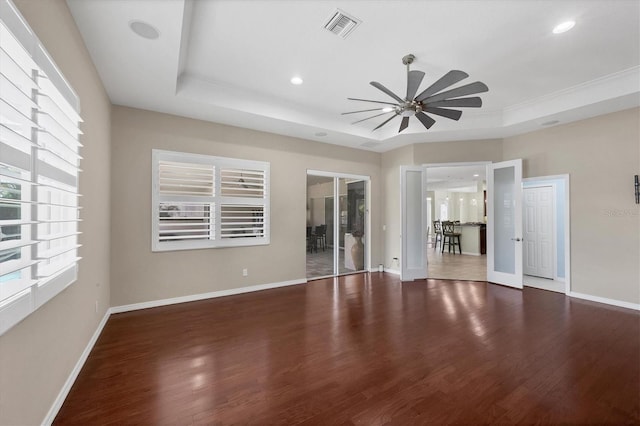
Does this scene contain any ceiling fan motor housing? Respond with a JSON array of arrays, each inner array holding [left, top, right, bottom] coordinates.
[[398, 101, 422, 117]]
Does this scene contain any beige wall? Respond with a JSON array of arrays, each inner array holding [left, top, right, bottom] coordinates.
[[110, 107, 382, 306], [0, 1, 112, 425], [381, 144, 414, 269], [413, 138, 503, 165], [503, 108, 640, 304]]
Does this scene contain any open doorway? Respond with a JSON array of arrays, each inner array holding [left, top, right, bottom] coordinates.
[[425, 163, 489, 281]]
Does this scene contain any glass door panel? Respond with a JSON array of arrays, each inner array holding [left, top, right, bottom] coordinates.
[[486, 159, 523, 288], [306, 174, 333, 278], [338, 178, 366, 274]]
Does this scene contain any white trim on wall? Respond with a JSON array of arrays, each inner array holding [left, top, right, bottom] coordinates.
[[569, 291, 640, 311], [42, 309, 111, 426], [111, 278, 307, 314]]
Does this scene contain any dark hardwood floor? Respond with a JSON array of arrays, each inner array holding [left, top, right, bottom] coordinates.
[[55, 273, 640, 425]]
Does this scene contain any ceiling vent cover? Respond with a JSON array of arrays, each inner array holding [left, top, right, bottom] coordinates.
[[324, 9, 361, 39]]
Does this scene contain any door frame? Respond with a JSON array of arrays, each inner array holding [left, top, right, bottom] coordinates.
[[307, 170, 371, 277], [522, 174, 571, 294]]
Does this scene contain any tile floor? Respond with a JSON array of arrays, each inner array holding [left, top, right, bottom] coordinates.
[[307, 243, 487, 282], [308, 241, 563, 290], [427, 247, 487, 281]]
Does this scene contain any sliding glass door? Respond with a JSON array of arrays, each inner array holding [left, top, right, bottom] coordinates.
[[306, 172, 368, 279]]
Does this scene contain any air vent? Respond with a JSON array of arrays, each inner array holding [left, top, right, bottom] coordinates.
[[323, 9, 361, 39]]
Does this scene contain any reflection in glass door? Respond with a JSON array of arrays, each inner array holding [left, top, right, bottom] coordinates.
[[338, 178, 366, 275], [306, 173, 368, 279], [306, 175, 333, 278]]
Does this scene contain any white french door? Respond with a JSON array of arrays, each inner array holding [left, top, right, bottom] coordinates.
[[400, 166, 427, 281], [486, 159, 523, 288]]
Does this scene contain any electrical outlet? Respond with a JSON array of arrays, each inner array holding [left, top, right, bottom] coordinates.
[[242, 268, 248, 277]]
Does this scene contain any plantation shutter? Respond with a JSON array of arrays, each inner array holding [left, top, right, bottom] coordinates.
[[152, 150, 270, 251], [0, 1, 82, 335]]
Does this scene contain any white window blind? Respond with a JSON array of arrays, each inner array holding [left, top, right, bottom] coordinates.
[[152, 150, 270, 251], [0, 0, 82, 336]]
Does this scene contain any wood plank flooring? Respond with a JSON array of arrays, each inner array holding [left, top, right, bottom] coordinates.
[[54, 273, 640, 425]]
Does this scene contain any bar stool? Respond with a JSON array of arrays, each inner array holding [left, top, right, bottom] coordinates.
[[432, 220, 443, 250], [441, 221, 461, 254]]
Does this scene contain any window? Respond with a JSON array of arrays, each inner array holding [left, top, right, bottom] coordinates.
[[0, 1, 82, 335], [152, 150, 270, 251]]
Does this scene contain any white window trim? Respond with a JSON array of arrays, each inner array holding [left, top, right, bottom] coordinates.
[[151, 149, 270, 252]]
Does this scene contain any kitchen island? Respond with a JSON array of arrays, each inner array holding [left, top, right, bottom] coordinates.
[[459, 223, 486, 256]]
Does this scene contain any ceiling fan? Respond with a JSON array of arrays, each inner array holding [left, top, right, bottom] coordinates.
[[343, 54, 489, 133]]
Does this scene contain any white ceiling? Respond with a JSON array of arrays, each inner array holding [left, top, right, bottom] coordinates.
[[66, 0, 640, 152], [426, 164, 487, 192]]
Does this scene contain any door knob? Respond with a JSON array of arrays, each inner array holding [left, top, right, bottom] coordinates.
[[511, 237, 522, 242]]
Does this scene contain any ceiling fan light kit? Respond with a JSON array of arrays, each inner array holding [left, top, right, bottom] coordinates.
[[344, 54, 489, 133]]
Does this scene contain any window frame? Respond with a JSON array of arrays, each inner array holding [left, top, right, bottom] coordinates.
[[151, 149, 270, 252]]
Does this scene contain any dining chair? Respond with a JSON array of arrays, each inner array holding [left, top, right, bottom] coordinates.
[[306, 226, 316, 253], [314, 224, 326, 251]]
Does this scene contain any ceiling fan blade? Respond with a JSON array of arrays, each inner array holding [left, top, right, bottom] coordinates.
[[370, 81, 404, 103], [399, 116, 410, 132], [415, 70, 469, 102], [406, 70, 425, 101], [347, 97, 399, 106], [421, 81, 489, 104], [424, 97, 482, 108], [415, 112, 436, 130], [372, 114, 398, 131], [423, 107, 463, 121], [341, 108, 386, 115], [352, 111, 392, 125]]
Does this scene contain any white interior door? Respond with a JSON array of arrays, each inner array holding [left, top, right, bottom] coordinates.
[[487, 159, 523, 288], [401, 166, 427, 281], [523, 186, 554, 279]]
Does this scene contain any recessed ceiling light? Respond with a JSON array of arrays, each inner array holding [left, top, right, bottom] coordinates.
[[315, 132, 327, 137], [553, 20, 575, 34], [382, 107, 394, 112], [129, 20, 159, 39], [290, 76, 303, 85], [473, 174, 479, 177]]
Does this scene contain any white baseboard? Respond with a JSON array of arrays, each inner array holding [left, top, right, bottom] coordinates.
[[569, 291, 640, 311], [111, 278, 307, 314], [43, 309, 111, 426], [460, 251, 481, 256], [383, 268, 401, 276]]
